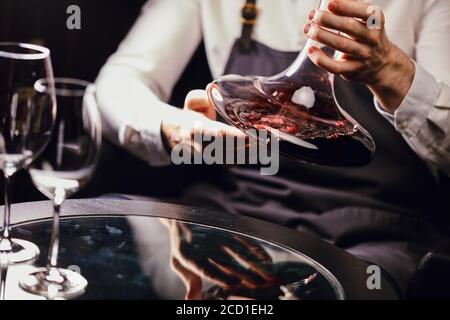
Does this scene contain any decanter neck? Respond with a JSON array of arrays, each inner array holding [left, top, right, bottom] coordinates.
[[282, 0, 336, 81], [318, 0, 331, 11]]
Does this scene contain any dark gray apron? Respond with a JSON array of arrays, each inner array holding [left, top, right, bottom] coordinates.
[[178, 3, 450, 297]]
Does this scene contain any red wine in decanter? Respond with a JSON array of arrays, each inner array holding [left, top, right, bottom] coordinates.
[[208, 74, 375, 167]]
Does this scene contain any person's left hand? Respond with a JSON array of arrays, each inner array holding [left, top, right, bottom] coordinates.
[[303, 0, 415, 113]]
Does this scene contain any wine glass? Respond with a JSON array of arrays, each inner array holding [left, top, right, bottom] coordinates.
[[0, 42, 56, 265], [19, 78, 101, 299]]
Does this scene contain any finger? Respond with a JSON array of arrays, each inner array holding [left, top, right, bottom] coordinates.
[[170, 139, 202, 163], [195, 123, 247, 144], [207, 257, 263, 289], [308, 9, 376, 45], [184, 114, 245, 139], [221, 246, 275, 283], [232, 236, 272, 263], [328, 0, 373, 20], [170, 125, 192, 144], [213, 121, 247, 139], [170, 127, 203, 155], [175, 247, 242, 289], [171, 257, 203, 300], [189, 124, 246, 149], [175, 222, 194, 242], [185, 89, 217, 121], [304, 23, 370, 59], [227, 296, 255, 300], [307, 46, 361, 74], [159, 218, 174, 229], [196, 258, 242, 288]]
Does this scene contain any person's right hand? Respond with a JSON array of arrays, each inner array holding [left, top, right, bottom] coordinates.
[[161, 89, 246, 155], [161, 219, 276, 300]]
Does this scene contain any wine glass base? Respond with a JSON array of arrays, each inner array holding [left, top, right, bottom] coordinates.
[[0, 238, 40, 266], [20, 268, 88, 299]]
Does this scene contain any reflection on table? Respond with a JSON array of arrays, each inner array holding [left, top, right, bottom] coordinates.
[[1, 215, 343, 300]]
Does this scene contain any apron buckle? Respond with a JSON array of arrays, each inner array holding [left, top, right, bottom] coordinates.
[[239, 1, 259, 53], [241, 3, 258, 26]]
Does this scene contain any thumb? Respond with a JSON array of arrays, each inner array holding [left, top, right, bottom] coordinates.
[[171, 257, 203, 300], [184, 89, 217, 121]]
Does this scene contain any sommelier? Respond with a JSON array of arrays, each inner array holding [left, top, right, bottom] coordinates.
[[95, 0, 450, 297]]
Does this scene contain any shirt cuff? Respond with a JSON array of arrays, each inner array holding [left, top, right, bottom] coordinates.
[[119, 102, 179, 167], [374, 62, 442, 138], [120, 124, 172, 167]]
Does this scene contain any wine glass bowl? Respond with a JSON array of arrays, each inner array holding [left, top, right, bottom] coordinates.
[[0, 42, 56, 265], [29, 79, 99, 201], [20, 78, 101, 299]]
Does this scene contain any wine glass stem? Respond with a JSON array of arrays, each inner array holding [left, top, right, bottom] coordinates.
[[0, 268, 6, 300], [1, 174, 13, 240], [47, 200, 62, 269]]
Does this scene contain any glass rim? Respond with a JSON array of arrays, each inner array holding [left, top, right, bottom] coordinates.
[[35, 77, 94, 97], [0, 42, 51, 60]]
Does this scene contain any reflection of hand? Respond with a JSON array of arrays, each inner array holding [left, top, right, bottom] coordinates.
[[161, 219, 275, 300]]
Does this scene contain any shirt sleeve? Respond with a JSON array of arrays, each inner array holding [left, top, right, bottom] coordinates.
[[375, 0, 450, 176], [95, 0, 202, 166]]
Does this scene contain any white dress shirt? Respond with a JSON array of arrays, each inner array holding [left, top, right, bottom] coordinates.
[[95, 0, 450, 175]]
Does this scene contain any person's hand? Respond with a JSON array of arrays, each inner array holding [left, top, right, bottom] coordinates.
[[303, 0, 415, 113], [161, 219, 276, 300], [161, 90, 245, 155]]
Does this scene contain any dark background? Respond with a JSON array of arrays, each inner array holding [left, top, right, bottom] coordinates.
[[0, 0, 214, 204]]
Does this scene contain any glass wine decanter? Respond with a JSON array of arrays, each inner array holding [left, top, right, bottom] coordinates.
[[207, 0, 376, 167]]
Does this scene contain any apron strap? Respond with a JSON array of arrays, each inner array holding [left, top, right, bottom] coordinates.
[[239, 0, 258, 53]]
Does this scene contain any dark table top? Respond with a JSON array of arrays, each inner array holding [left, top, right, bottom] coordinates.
[[2, 199, 398, 300]]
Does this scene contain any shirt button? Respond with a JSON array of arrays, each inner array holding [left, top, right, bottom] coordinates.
[[123, 126, 141, 145], [398, 120, 409, 131], [129, 131, 141, 145]]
